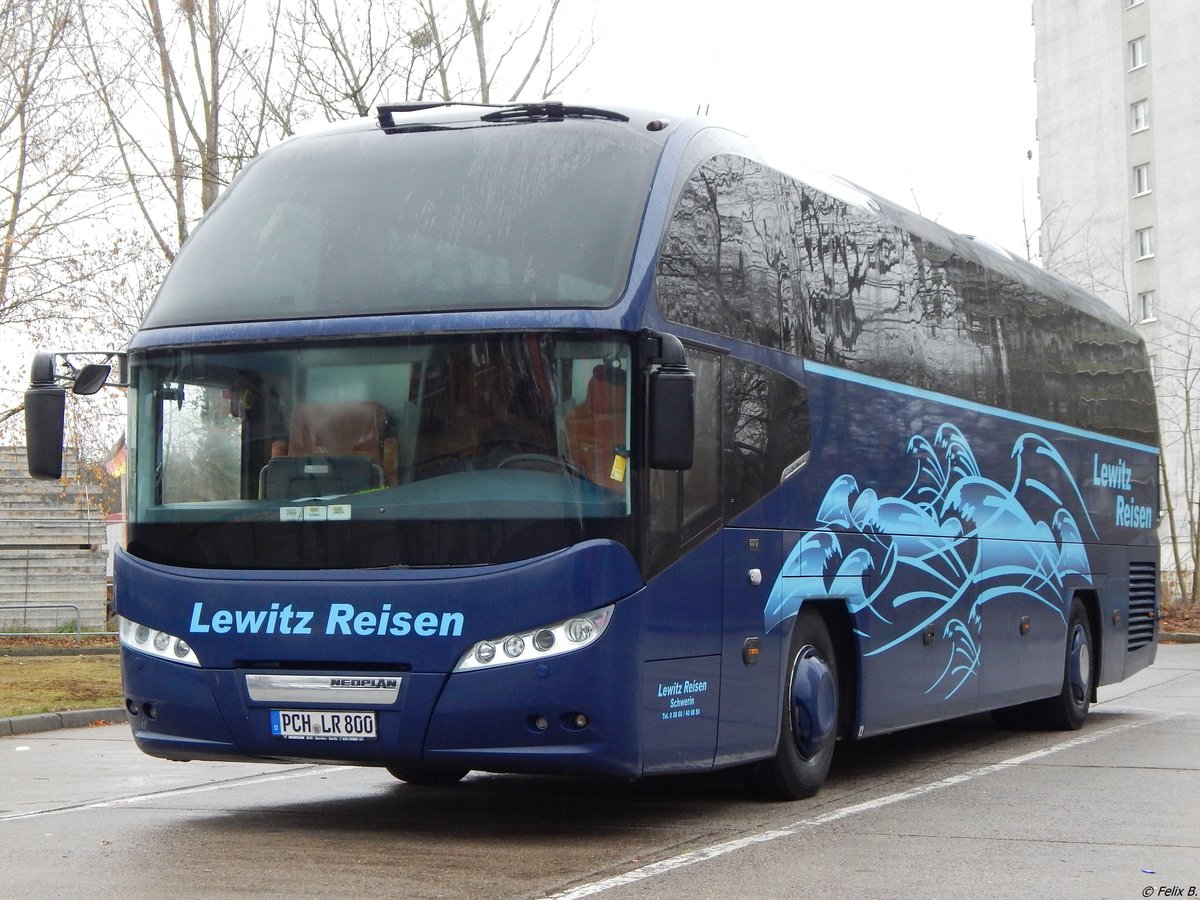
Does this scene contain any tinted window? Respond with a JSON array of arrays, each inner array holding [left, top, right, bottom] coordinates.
[[144, 122, 663, 327], [657, 154, 1158, 447], [724, 357, 810, 518]]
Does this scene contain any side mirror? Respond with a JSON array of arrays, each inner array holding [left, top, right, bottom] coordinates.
[[22, 350, 126, 480], [647, 333, 695, 470], [73, 363, 112, 396], [25, 352, 67, 480]]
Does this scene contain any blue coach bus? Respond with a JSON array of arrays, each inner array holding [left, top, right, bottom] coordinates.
[[25, 102, 1160, 799]]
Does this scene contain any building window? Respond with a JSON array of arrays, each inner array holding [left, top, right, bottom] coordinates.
[[1135, 227, 1154, 259], [1126, 0, 1144, 8], [1131, 99, 1150, 132], [1138, 290, 1156, 321], [1133, 163, 1151, 195], [1128, 37, 1146, 69]]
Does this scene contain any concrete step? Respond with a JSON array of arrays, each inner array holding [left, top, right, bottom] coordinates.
[[0, 447, 112, 632]]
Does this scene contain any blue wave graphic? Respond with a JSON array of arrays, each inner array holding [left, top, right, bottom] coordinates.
[[765, 424, 1092, 698]]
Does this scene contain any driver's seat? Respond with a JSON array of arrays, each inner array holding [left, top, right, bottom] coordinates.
[[259, 402, 395, 500]]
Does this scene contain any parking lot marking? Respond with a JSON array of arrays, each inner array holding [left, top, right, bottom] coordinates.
[[545, 711, 1179, 899]]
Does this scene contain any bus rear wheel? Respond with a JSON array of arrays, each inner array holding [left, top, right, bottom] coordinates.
[[746, 607, 839, 801], [386, 764, 470, 786], [1035, 597, 1093, 730]]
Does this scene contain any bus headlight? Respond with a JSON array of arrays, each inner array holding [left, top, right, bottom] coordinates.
[[119, 616, 202, 667], [453, 605, 614, 672]]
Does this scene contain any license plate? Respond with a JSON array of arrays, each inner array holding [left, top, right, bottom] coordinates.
[[270, 709, 377, 741]]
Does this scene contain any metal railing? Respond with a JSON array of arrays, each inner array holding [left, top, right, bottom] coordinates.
[[0, 516, 107, 546], [0, 603, 84, 644]]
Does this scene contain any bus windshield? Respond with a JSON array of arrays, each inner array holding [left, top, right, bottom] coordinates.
[[127, 333, 635, 569], [141, 121, 663, 328]]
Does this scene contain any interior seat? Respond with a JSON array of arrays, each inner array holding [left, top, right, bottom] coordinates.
[[260, 401, 397, 500]]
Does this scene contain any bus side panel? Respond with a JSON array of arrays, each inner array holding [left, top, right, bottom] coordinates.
[[1100, 558, 1160, 684], [974, 569, 1081, 709], [780, 365, 1159, 737], [640, 531, 724, 663], [1124, 630, 1159, 682], [1095, 569, 1126, 686], [641, 656, 721, 773]]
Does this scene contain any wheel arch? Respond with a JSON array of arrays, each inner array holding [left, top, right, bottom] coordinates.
[[802, 598, 860, 742], [1072, 587, 1101, 703]]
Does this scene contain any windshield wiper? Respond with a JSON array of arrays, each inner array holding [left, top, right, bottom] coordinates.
[[376, 101, 630, 134], [479, 102, 629, 124]]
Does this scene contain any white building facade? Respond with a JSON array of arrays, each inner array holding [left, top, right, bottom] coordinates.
[[1034, 0, 1200, 599]]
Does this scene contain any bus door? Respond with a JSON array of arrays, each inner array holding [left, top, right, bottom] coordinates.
[[715, 528, 784, 767]]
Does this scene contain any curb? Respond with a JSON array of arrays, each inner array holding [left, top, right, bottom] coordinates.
[[0, 707, 127, 738], [0, 647, 120, 657], [1162, 631, 1200, 644]]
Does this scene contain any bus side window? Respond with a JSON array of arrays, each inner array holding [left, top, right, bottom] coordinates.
[[724, 357, 811, 519], [681, 350, 721, 536]]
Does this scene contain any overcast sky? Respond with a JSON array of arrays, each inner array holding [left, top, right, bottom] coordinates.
[[580, 0, 1039, 256]]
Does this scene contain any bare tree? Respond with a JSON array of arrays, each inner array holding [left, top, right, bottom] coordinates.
[[457, 0, 595, 102], [283, 0, 437, 119], [1145, 308, 1200, 605], [279, 0, 595, 120], [0, 0, 122, 437], [75, 0, 288, 262], [1, 0, 109, 323]]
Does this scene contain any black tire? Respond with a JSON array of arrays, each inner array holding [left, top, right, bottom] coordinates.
[[1035, 597, 1094, 730], [385, 764, 470, 785], [745, 607, 839, 801]]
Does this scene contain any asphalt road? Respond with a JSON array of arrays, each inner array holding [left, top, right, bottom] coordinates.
[[1, 644, 1197, 900]]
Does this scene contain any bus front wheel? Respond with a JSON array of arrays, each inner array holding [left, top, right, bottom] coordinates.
[[746, 607, 839, 801]]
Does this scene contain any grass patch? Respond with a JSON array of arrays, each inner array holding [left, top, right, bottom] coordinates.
[[0, 654, 124, 719]]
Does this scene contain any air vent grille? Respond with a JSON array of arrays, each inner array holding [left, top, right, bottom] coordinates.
[[1127, 561, 1157, 651]]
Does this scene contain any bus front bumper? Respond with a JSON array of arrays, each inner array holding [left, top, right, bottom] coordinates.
[[120, 631, 642, 778]]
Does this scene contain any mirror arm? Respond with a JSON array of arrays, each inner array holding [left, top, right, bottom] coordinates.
[[28, 350, 129, 393]]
